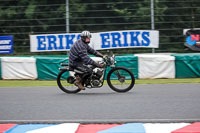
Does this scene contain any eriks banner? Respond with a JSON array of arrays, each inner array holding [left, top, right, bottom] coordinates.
[[30, 30, 159, 52]]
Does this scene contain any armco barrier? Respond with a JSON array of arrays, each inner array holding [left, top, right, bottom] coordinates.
[[0, 53, 200, 80]]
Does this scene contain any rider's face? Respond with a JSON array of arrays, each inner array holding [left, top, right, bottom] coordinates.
[[85, 37, 91, 43]]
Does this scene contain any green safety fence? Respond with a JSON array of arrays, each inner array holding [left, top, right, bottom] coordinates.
[[101, 56, 138, 80], [115, 56, 138, 79], [36, 57, 68, 80], [35, 56, 138, 80], [172, 53, 200, 78]]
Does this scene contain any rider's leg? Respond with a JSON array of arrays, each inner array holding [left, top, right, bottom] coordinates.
[[74, 64, 92, 90], [72, 62, 86, 90], [74, 74, 85, 90]]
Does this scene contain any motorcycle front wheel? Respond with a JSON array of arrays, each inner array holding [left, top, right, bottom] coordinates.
[[57, 70, 81, 93], [107, 67, 135, 93]]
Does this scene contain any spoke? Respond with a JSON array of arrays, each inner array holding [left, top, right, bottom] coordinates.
[[60, 72, 77, 91], [114, 70, 121, 78], [110, 69, 133, 89]]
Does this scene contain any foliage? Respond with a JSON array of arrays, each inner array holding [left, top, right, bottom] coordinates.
[[0, 0, 200, 55]]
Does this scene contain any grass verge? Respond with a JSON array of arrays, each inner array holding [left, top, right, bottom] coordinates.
[[0, 78, 199, 87]]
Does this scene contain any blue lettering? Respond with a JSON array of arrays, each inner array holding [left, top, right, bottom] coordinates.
[[65, 34, 75, 49], [122, 32, 128, 47], [77, 34, 81, 40], [142, 32, 150, 46], [101, 33, 110, 48], [58, 35, 64, 49], [111, 32, 121, 47], [130, 32, 140, 46], [37, 36, 46, 50], [47, 35, 57, 50]]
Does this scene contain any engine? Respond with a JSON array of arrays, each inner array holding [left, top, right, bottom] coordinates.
[[91, 68, 104, 87], [91, 80, 100, 87]]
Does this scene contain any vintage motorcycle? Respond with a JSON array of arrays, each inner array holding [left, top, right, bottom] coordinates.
[[57, 52, 135, 93]]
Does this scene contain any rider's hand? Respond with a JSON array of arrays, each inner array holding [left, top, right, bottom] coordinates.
[[103, 55, 108, 59]]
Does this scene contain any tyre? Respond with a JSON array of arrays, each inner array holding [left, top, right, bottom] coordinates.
[[57, 70, 81, 93], [107, 67, 135, 93]]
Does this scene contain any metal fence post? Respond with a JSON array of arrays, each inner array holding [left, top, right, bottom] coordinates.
[[151, 0, 155, 53], [66, 0, 70, 55], [66, 0, 69, 33]]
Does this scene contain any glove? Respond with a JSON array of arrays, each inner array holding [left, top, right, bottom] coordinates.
[[103, 55, 108, 59], [94, 62, 105, 68]]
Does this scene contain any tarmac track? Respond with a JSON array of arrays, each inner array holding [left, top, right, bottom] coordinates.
[[0, 83, 200, 124]]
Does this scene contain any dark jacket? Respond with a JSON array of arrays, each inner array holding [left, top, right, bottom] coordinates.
[[69, 39, 98, 67]]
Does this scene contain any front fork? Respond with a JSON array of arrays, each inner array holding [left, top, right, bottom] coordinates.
[[99, 66, 109, 87], [101, 65, 117, 87], [106, 66, 125, 83]]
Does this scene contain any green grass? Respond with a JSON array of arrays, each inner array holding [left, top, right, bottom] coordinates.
[[136, 78, 200, 84], [0, 78, 199, 87], [0, 80, 58, 87]]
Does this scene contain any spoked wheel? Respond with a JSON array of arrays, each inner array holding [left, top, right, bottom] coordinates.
[[57, 70, 81, 93], [107, 67, 135, 93]]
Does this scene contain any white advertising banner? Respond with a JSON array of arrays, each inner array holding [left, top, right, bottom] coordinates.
[[30, 30, 159, 52]]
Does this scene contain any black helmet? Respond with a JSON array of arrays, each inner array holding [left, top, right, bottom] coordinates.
[[81, 30, 92, 43]]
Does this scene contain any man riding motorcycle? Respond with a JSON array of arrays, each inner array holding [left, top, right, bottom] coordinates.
[[69, 30, 105, 90]]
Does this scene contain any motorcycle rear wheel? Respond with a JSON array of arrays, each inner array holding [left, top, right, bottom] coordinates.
[[107, 67, 135, 93], [57, 70, 81, 93]]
